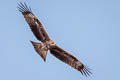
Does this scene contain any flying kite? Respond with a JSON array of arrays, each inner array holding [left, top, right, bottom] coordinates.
[[18, 2, 92, 76]]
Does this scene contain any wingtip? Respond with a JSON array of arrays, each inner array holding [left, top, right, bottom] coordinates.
[[82, 65, 92, 77], [17, 2, 32, 14], [79, 65, 92, 77]]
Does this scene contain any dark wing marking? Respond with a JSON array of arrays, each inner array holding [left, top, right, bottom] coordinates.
[[50, 45, 92, 76], [18, 2, 50, 42]]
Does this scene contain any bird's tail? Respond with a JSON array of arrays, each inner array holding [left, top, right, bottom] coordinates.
[[30, 41, 48, 61]]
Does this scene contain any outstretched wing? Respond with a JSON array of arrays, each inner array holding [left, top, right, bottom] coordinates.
[[50, 45, 92, 76], [18, 2, 50, 42]]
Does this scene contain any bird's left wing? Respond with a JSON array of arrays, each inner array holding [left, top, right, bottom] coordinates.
[[18, 2, 50, 42], [50, 45, 92, 76]]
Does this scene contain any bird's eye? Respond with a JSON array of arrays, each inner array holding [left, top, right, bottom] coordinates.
[[51, 42, 54, 45]]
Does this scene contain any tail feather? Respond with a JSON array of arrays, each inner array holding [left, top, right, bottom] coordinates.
[[30, 41, 48, 61]]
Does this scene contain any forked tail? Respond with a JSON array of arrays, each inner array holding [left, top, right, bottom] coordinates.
[[30, 41, 48, 61]]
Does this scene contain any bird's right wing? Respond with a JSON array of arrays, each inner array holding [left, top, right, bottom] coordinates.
[[18, 2, 50, 42], [50, 45, 92, 76]]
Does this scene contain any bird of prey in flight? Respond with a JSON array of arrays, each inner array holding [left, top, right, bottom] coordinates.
[[18, 2, 92, 76]]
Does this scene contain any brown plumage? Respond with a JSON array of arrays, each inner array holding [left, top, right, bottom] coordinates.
[[18, 2, 92, 76], [18, 2, 50, 42]]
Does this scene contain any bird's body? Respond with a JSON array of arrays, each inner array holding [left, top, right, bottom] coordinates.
[[31, 40, 56, 61], [18, 2, 92, 76]]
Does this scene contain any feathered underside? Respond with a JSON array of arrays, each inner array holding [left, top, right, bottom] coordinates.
[[18, 2, 92, 77], [50, 45, 92, 76]]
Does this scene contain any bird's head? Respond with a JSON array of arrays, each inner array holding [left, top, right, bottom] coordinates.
[[46, 40, 56, 48], [48, 40, 56, 45]]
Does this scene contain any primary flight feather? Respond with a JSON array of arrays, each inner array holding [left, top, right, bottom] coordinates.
[[18, 2, 92, 76]]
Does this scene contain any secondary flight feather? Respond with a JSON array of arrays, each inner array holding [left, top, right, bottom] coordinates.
[[18, 2, 92, 76]]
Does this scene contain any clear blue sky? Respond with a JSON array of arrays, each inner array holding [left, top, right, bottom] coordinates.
[[0, 0, 120, 80]]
